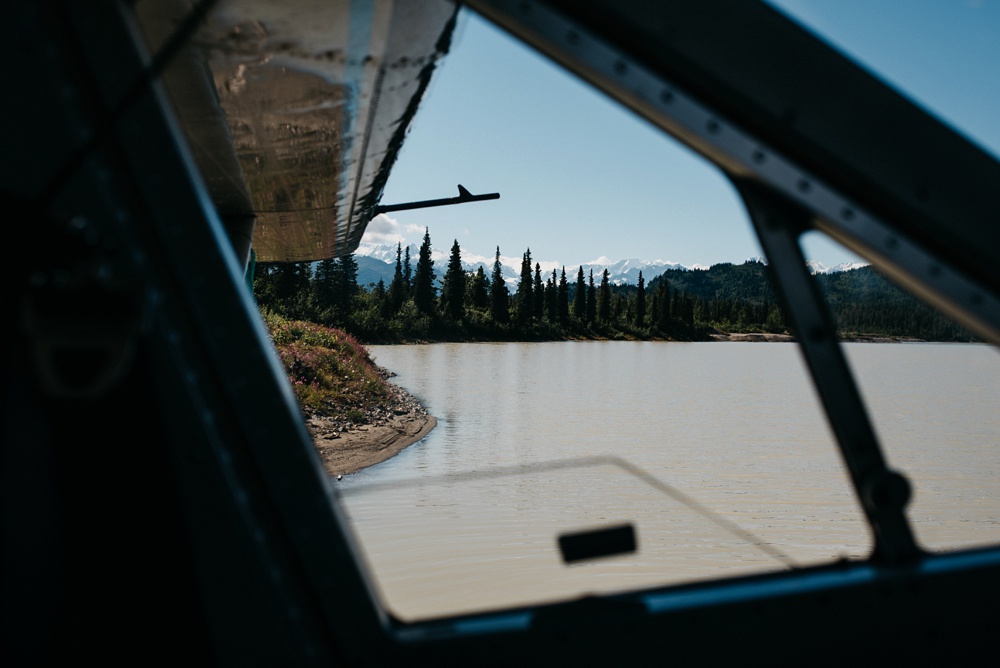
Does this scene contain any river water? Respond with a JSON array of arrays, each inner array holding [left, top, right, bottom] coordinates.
[[338, 341, 1000, 621]]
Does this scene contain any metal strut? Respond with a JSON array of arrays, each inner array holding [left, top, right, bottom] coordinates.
[[372, 184, 499, 215], [734, 179, 921, 566]]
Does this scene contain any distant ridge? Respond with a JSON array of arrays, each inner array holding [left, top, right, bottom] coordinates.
[[353, 242, 868, 288], [806, 260, 871, 274]]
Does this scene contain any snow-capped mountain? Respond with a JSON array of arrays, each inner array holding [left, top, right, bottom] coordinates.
[[574, 257, 688, 285], [357, 242, 413, 265], [353, 242, 867, 288], [353, 242, 518, 287], [355, 242, 692, 287], [806, 260, 870, 274]]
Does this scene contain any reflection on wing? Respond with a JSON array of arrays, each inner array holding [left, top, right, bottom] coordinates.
[[138, 0, 459, 264]]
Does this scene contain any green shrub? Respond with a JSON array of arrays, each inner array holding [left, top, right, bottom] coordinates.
[[262, 310, 392, 419]]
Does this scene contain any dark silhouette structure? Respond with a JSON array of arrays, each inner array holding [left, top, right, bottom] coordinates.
[[3, 1, 999, 664]]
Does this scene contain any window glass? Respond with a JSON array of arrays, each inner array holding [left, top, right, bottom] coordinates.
[[801, 231, 1000, 553], [338, 12, 873, 621]]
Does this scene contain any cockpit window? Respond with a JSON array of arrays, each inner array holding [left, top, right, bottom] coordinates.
[[336, 11, 877, 622], [337, 2, 1000, 621], [800, 231, 1000, 554]]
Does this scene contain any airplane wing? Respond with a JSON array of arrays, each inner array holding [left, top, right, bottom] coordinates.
[[136, 0, 459, 265]]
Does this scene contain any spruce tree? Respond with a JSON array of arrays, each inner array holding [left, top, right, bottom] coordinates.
[[533, 263, 545, 320], [635, 270, 646, 327], [490, 246, 510, 324], [573, 266, 586, 320], [374, 278, 389, 316], [440, 239, 466, 321], [312, 258, 337, 316], [336, 252, 359, 320], [468, 266, 489, 310], [403, 245, 412, 291], [597, 268, 611, 323], [388, 242, 405, 313], [546, 269, 558, 322], [413, 228, 436, 316], [252, 263, 278, 309], [273, 261, 311, 306], [515, 249, 533, 325], [269, 261, 312, 319], [341, 253, 358, 291], [558, 267, 570, 324], [586, 269, 597, 324]]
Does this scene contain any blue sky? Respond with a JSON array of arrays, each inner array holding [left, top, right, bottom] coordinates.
[[364, 1, 1000, 271]]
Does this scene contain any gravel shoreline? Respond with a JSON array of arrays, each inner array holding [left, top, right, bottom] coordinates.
[[306, 376, 436, 478]]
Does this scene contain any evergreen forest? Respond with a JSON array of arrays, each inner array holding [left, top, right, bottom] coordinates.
[[252, 229, 975, 344]]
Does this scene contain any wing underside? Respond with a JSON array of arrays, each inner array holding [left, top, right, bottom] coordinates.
[[138, 0, 458, 264]]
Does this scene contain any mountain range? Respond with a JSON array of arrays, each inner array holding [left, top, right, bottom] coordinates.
[[353, 242, 868, 288]]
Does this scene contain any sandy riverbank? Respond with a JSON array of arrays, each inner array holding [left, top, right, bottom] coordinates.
[[709, 331, 932, 343], [709, 332, 797, 342], [310, 412, 436, 477], [306, 383, 436, 478]]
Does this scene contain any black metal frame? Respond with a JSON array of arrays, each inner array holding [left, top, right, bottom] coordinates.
[[4, 0, 999, 665]]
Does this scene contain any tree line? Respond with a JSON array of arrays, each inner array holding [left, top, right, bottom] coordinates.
[[651, 260, 973, 341], [252, 229, 974, 343], [253, 228, 699, 342]]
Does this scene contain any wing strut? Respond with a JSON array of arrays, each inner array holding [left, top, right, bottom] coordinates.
[[372, 185, 499, 215], [734, 178, 921, 566]]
